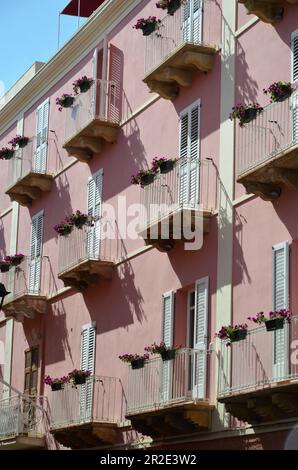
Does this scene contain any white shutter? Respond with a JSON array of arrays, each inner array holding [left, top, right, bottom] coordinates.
[[87, 170, 103, 258], [291, 31, 298, 142], [35, 98, 49, 173], [92, 48, 98, 118], [272, 242, 289, 381], [179, 102, 200, 207], [29, 212, 43, 293], [80, 323, 96, 419], [160, 292, 175, 403], [193, 277, 209, 399], [183, 0, 202, 43]]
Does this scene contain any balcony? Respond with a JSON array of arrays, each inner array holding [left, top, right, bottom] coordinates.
[[58, 222, 116, 291], [0, 395, 47, 450], [238, 1, 298, 24], [139, 159, 218, 252], [1, 256, 49, 322], [5, 139, 54, 207], [143, 0, 219, 100], [63, 79, 121, 163], [236, 91, 298, 201], [126, 349, 213, 439], [218, 316, 298, 424], [49, 375, 127, 449]]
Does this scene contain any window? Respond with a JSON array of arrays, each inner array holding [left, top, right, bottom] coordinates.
[[24, 347, 39, 395], [87, 170, 103, 257], [35, 98, 50, 172]]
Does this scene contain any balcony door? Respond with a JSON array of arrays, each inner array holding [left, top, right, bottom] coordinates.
[[79, 323, 96, 421], [29, 212, 43, 294], [272, 242, 289, 381], [187, 277, 208, 399], [35, 98, 49, 173], [179, 101, 200, 209], [183, 0, 202, 44], [86, 170, 103, 259], [160, 292, 175, 404]]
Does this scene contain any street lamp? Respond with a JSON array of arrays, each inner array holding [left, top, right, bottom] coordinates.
[[0, 283, 10, 310]]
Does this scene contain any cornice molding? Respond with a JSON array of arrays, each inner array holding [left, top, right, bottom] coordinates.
[[0, 0, 140, 134]]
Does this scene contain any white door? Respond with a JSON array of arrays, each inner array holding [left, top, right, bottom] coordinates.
[[160, 291, 175, 403], [35, 98, 49, 173], [29, 212, 43, 294], [179, 102, 200, 208], [189, 277, 208, 398], [87, 170, 103, 258], [272, 242, 289, 381], [80, 323, 96, 420], [183, 0, 202, 44]]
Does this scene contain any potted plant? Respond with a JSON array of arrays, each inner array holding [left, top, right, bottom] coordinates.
[[0, 259, 11, 273], [68, 369, 92, 385], [10, 253, 24, 267], [216, 324, 248, 346], [53, 222, 74, 236], [229, 103, 263, 127], [131, 169, 156, 187], [145, 342, 180, 361], [73, 76, 94, 94], [9, 135, 29, 149], [56, 94, 75, 112], [263, 81, 294, 103], [156, 0, 186, 16], [248, 309, 292, 332], [152, 157, 177, 174], [69, 210, 89, 229], [44, 375, 69, 391], [0, 147, 14, 160], [119, 353, 149, 369], [133, 17, 161, 36]]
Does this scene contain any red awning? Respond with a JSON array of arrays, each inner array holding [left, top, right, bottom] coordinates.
[[61, 0, 105, 17]]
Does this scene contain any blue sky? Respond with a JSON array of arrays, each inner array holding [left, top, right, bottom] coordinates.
[[0, 1, 86, 95]]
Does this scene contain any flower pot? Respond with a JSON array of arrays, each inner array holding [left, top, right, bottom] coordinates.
[[274, 89, 292, 102], [73, 375, 86, 385], [51, 382, 63, 391], [62, 96, 75, 108], [167, 0, 181, 15], [18, 138, 29, 148], [0, 149, 14, 160], [79, 82, 92, 93], [230, 329, 247, 343], [142, 23, 157, 36], [265, 317, 285, 332], [242, 108, 259, 125], [161, 349, 176, 361], [131, 358, 145, 369], [11, 256, 23, 267], [0, 265, 10, 273], [159, 160, 175, 174], [140, 173, 155, 186]]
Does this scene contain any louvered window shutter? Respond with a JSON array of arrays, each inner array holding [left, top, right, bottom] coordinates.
[[193, 277, 209, 399], [80, 323, 96, 419], [183, 0, 202, 43], [179, 103, 200, 207], [35, 98, 49, 172], [291, 31, 298, 142], [29, 212, 43, 293], [87, 170, 103, 258], [272, 242, 289, 380], [160, 292, 175, 403]]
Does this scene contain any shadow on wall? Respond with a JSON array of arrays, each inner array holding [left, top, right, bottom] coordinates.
[[235, 37, 259, 104]]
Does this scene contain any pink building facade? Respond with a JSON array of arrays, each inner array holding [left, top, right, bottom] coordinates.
[[0, 0, 298, 450]]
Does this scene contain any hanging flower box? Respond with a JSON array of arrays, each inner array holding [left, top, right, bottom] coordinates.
[[131, 170, 156, 187], [44, 375, 69, 391], [9, 135, 29, 149], [133, 17, 161, 36], [119, 353, 149, 369], [145, 342, 180, 361], [56, 94, 75, 112], [263, 81, 293, 103], [152, 157, 177, 174], [68, 210, 90, 229], [0, 147, 14, 160], [0, 259, 11, 273], [68, 369, 91, 386], [248, 309, 292, 332], [73, 76, 94, 94], [156, 0, 186, 15], [53, 222, 74, 237], [216, 324, 248, 346], [10, 254, 25, 267], [229, 103, 263, 127]]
